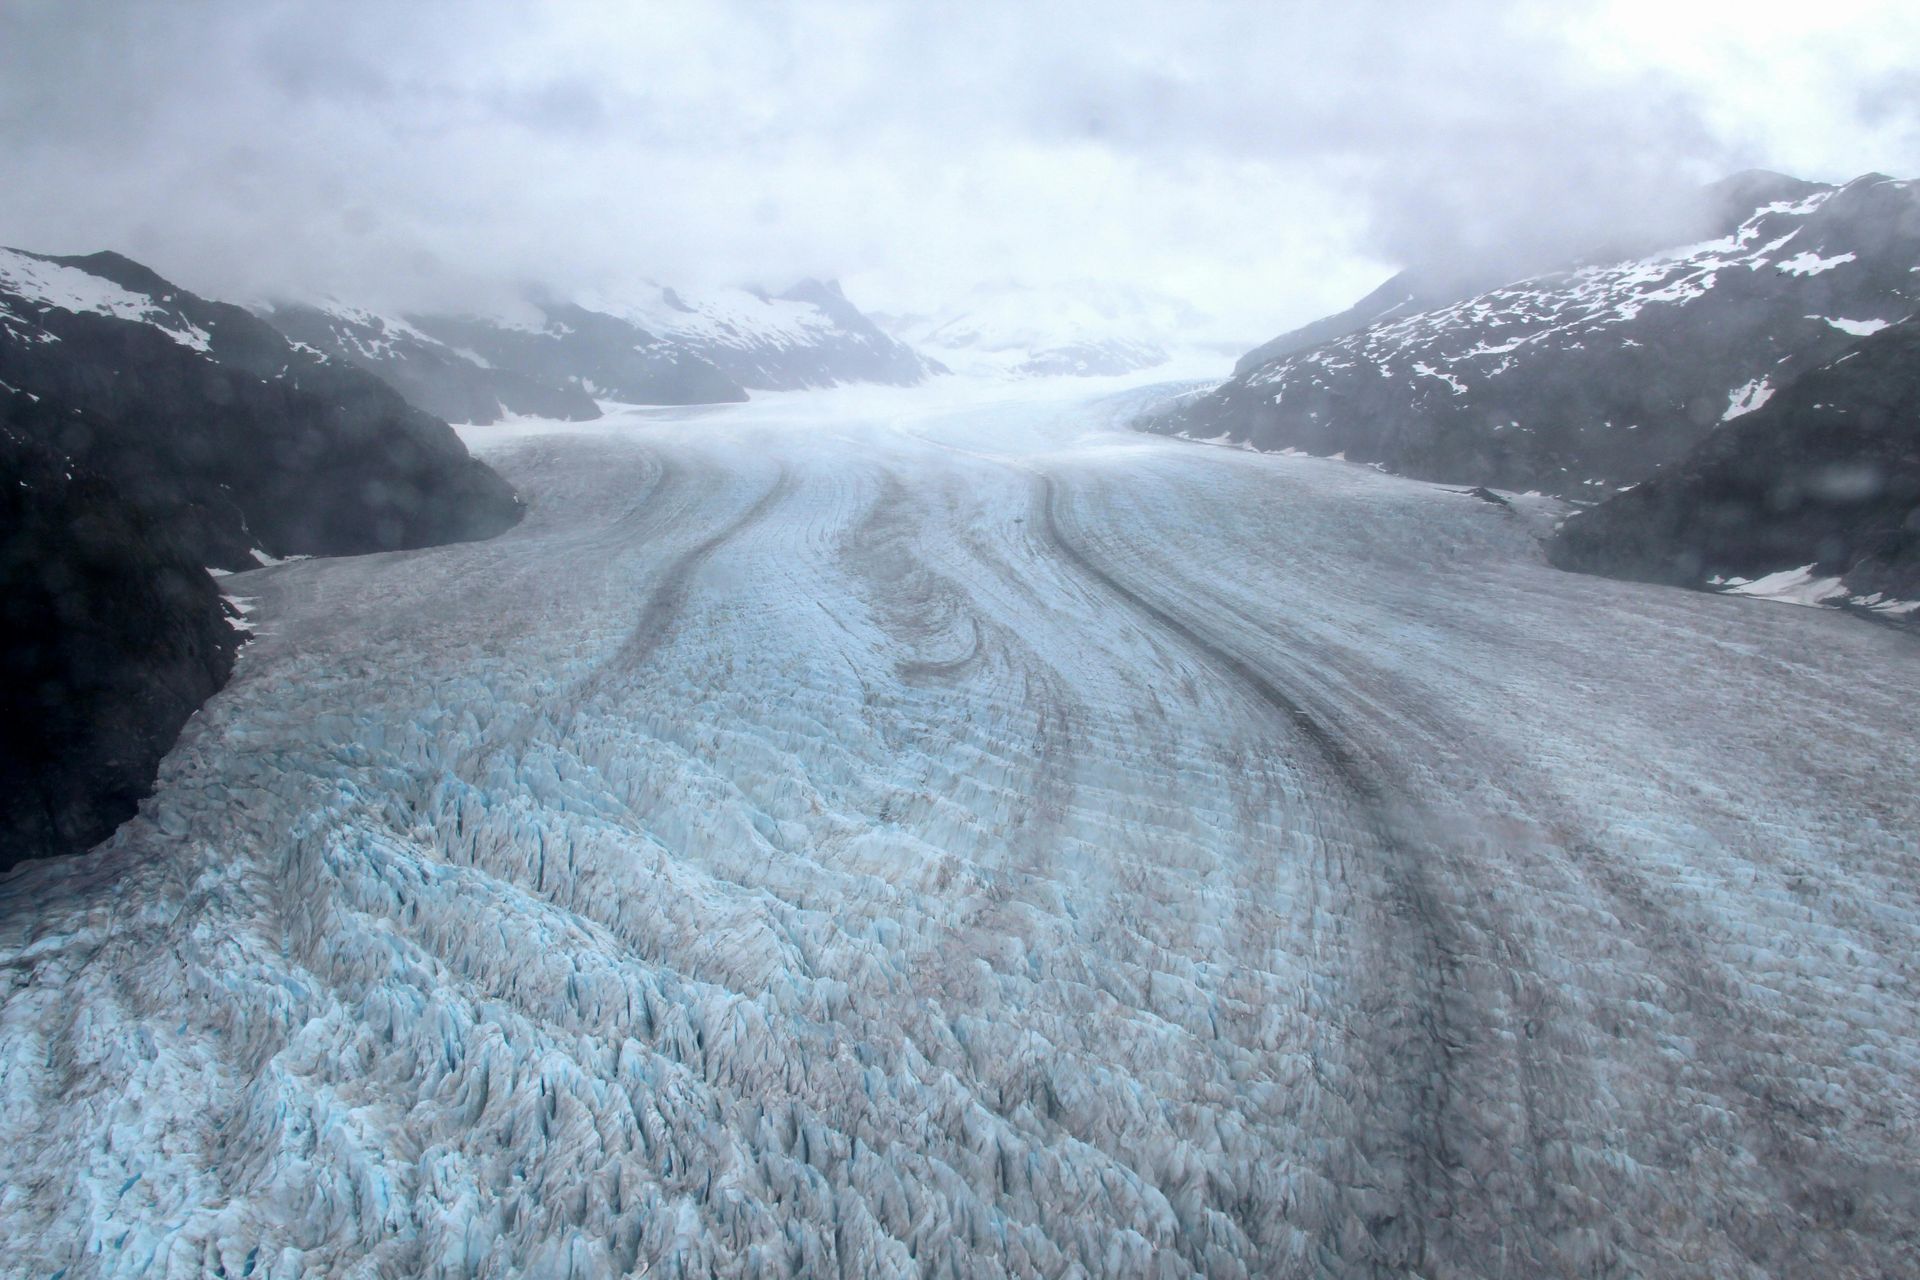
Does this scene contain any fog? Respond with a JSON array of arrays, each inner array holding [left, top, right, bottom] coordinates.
[[2, 0, 1916, 342]]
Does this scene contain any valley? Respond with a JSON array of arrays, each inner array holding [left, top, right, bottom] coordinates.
[[3, 382, 1916, 1277]]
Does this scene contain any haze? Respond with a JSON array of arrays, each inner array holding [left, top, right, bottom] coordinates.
[[2, 0, 1916, 343]]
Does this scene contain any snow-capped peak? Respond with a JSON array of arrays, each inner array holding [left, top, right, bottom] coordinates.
[[0, 247, 213, 353]]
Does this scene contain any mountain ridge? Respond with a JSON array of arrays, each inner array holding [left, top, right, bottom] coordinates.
[[1143, 171, 1920, 498]]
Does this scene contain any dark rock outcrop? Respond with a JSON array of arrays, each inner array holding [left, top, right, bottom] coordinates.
[[1548, 317, 1920, 616], [0, 394, 238, 870], [0, 246, 524, 869]]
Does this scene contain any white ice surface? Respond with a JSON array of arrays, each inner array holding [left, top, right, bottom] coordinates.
[[3, 380, 1919, 1277]]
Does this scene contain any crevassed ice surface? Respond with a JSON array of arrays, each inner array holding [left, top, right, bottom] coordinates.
[[3, 381, 1918, 1279]]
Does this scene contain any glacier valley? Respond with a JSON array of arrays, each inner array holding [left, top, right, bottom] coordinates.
[[3, 380, 1918, 1278]]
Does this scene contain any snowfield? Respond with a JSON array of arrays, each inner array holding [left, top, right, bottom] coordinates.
[[3, 381, 1919, 1278]]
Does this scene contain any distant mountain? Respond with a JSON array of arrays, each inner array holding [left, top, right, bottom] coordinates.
[[0, 245, 523, 867], [259, 301, 603, 424], [1549, 316, 1920, 620], [883, 281, 1216, 378], [261, 279, 934, 423], [1227, 271, 1464, 378], [1146, 172, 1920, 496], [407, 303, 747, 410], [584, 278, 940, 391]]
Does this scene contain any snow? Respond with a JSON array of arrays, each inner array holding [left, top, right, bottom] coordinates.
[[2, 382, 1919, 1276], [1850, 592, 1920, 617], [1410, 360, 1467, 395], [583, 283, 834, 352], [1722, 377, 1775, 420], [1226, 177, 1916, 438], [1721, 563, 1850, 607], [1776, 250, 1857, 277], [0, 247, 212, 353], [1810, 315, 1892, 337]]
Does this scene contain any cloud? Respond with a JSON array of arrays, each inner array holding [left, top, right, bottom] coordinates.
[[1, 1, 1914, 340]]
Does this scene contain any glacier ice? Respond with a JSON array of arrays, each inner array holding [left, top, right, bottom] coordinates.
[[2, 381, 1918, 1277]]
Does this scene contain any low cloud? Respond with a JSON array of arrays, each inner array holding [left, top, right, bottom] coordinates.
[[2, 1, 1913, 340]]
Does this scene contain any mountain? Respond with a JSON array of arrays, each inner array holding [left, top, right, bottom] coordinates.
[[1548, 316, 1920, 620], [1227, 270, 1462, 377], [0, 246, 524, 867], [406, 303, 747, 409], [1146, 172, 1920, 496], [0, 247, 524, 569], [260, 280, 933, 423], [883, 280, 1216, 378], [258, 301, 603, 424], [1, 395, 238, 871], [583, 278, 940, 391]]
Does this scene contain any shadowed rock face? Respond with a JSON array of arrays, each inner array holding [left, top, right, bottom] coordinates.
[[0, 395, 238, 870], [0, 248, 525, 571], [1148, 172, 1920, 497], [0, 247, 525, 868], [1550, 317, 1920, 612]]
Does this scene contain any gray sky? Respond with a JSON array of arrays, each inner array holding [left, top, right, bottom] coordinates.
[[2, 0, 1916, 343]]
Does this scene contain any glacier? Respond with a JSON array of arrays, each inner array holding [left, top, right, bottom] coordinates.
[[2, 378, 1918, 1278]]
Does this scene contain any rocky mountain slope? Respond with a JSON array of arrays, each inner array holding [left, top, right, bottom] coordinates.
[[259, 302, 603, 424], [0, 395, 238, 871], [1, 247, 524, 569], [1146, 172, 1920, 496], [0, 246, 524, 866], [1550, 316, 1920, 619], [263, 279, 934, 424]]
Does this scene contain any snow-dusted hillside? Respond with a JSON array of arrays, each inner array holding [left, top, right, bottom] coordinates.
[[3, 384, 1917, 1277], [1150, 172, 1920, 494], [262, 281, 932, 423], [259, 302, 603, 424], [0, 246, 218, 353], [585, 279, 937, 391], [883, 281, 1218, 378], [1551, 315, 1920, 617]]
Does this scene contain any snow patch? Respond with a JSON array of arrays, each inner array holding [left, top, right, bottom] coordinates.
[[0, 248, 212, 353], [1721, 564, 1848, 607], [1776, 251, 1856, 277], [1810, 316, 1891, 337], [1721, 378, 1774, 421]]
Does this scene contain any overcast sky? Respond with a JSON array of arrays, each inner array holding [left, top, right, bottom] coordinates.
[[2, 0, 1916, 342]]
